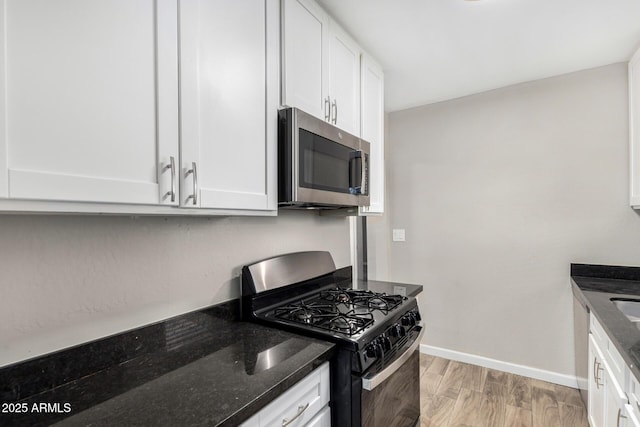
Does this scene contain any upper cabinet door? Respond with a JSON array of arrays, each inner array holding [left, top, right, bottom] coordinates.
[[328, 22, 361, 137], [179, 0, 278, 211], [0, 0, 179, 205], [630, 47, 640, 208], [281, 0, 329, 121], [281, 0, 360, 136], [360, 54, 384, 215]]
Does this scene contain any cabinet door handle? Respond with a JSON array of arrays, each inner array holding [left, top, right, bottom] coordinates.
[[618, 407, 627, 427], [282, 402, 309, 427], [186, 162, 198, 205], [596, 361, 604, 388], [332, 99, 337, 124], [593, 358, 604, 389], [164, 156, 176, 202], [324, 96, 331, 121]]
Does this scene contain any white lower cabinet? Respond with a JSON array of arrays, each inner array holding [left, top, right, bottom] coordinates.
[[604, 369, 627, 427], [589, 334, 606, 427], [589, 314, 635, 427], [241, 362, 330, 427], [305, 406, 331, 427], [626, 373, 640, 427], [625, 404, 640, 427]]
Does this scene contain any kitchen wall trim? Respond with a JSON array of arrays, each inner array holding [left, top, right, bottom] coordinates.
[[420, 345, 578, 388]]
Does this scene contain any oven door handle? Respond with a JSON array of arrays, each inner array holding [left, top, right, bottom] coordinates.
[[362, 323, 425, 391]]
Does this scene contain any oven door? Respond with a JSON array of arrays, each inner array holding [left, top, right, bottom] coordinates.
[[360, 326, 424, 427]]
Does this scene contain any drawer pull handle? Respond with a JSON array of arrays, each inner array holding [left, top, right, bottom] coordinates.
[[282, 402, 309, 427], [594, 357, 601, 389]]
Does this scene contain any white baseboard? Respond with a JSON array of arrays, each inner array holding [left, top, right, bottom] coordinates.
[[420, 344, 578, 389]]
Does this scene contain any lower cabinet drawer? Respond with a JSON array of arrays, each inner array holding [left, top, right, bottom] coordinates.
[[626, 404, 640, 427], [241, 362, 330, 427], [591, 314, 627, 387], [305, 406, 331, 427]]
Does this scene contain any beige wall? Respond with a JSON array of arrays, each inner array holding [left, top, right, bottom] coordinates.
[[0, 211, 350, 366], [372, 63, 640, 376]]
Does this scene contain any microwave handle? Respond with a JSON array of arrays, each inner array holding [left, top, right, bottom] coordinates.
[[361, 152, 368, 196], [350, 151, 368, 195]]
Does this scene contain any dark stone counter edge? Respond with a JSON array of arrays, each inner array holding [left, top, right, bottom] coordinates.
[[571, 263, 640, 282], [571, 263, 640, 383]]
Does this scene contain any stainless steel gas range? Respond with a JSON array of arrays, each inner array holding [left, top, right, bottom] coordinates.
[[242, 251, 423, 427]]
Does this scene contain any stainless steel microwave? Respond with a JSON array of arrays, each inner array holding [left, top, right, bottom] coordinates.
[[278, 107, 370, 209]]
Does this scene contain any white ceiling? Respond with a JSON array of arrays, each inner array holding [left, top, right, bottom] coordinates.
[[316, 0, 640, 112]]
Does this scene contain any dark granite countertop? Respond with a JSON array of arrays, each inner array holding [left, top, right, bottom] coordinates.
[[357, 279, 423, 298], [571, 264, 640, 383], [333, 266, 423, 298], [0, 301, 335, 427]]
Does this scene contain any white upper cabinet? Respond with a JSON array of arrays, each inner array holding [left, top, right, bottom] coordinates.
[[327, 22, 361, 136], [179, 0, 278, 211], [281, 0, 329, 121], [282, 0, 361, 136], [359, 54, 385, 215], [0, 0, 277, 214], [0, 0, 179, 205], [630, 46, 640, 208]]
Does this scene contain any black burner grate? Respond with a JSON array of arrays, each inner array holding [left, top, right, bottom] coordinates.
[[320, 288, 405, 314], [273, 300, 374, 335]]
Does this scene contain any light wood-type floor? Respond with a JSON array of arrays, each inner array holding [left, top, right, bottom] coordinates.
[[419, 354, 588, 427]]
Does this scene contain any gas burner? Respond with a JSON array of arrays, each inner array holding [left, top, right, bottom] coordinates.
[[368, 297, 388, 311], [327, 311, 374, 335], [320, 288, 406, 314], [320, 289, 352, 304], [273, 298, 375, 336], [273, 302, 338, 325], [269, 288, 407, 336], [293, 309, 314, 323]]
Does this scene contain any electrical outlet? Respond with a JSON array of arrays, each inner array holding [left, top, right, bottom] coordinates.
[[392, 229, 406, 242]]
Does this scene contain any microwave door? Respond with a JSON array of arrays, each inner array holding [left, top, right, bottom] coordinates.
[[298, 129, 352, 195]]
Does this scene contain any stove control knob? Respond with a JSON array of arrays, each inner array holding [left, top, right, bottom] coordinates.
[[389, 324, 398, 337], [380, 335, 392, 351], [366, 343, 384, 359], [390, 324, 406, 337], [402, 313, 416, 327], [414, 311, 422, 322], [366, 344, 377, 359]]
